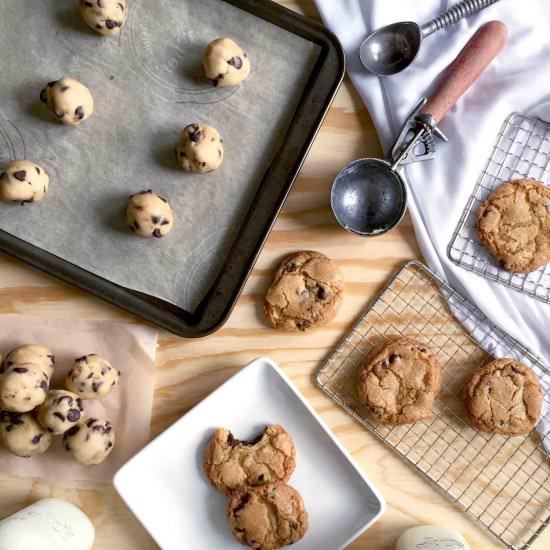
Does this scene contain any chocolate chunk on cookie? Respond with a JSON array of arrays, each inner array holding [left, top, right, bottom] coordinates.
[[203, 424, 296, 495], [357, 337, 442, 424], [461, 358, 542, 435], [477, 179, 550, 273], [227, 483, 308, 549], [264, 251, 344, 332]]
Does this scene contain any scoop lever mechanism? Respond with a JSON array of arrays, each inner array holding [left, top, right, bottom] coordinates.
[[390, 97, 448, 166]]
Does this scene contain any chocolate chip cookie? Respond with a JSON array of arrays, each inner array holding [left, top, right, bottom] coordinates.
[[227, 483, 308, 550], [203, 425, 296, 495], [264, 251, 344, 332], [461, 358, 543, 435], [357, 337, 442, 424], [477, 179, 550, 273]]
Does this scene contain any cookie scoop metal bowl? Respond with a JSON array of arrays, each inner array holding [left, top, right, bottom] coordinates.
[[359, 0, 500, 76], [332, 20, 508, 237]]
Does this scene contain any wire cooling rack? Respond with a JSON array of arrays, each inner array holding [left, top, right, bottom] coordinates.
[[316, 261, 550, 550], [448, 112, 550, 303]]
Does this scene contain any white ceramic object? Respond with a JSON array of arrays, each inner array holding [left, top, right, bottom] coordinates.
[[0, 498, 95, 550], [114, 357, 385, 550], [395, 525, 470, 550]]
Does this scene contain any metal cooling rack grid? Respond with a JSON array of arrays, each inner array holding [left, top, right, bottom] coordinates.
[[316, 260, 550, 549], [448, 112, 550, 303]]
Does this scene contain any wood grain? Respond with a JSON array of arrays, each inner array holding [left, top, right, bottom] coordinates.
[[0, 2, 547, 549]]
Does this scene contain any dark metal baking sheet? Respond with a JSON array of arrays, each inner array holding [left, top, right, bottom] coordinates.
[[0, 0, 345, 337]]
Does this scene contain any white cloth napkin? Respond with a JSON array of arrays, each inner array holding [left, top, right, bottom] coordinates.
[[314, 0, 550, 376]]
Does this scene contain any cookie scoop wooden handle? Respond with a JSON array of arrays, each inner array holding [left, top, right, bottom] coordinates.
[[421, 20, 508, 123]]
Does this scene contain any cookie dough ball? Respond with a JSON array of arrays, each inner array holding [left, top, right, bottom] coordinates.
[[63, 418, 115, 465], [461, 358, 543, 435], [0, 411, 52, 457], [0, 161, 49, 204], [36, 390, 84, 435], [79, 0, 127, 37], [2, 344, 55, 379], [125, 190, 173, 238], [176, 123, 224, 173], [228, 483, 308, 549], [357, 338, 442, 425], [204, 425, 296, 495], [203, 38, 250, 87], [40, 77, 94, 125], [264, 251, 345, 331], [66, 354, 120, 399], [0, 364, 49, 413]]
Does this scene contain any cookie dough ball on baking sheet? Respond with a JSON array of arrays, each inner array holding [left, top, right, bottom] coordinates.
[[63, 418, 115, 465], [36, 390, 84, 435], [0, 411, 52, 457], [0, 364, 49, 413], [125, 190, 173, 238], [40, 77, 94, 125], [176, 123, 224, 173], [0, 161, 49, 204], [203, 37, 250, 87], [80, 0, 127, 37]]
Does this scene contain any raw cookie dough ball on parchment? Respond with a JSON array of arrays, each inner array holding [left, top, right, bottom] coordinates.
[[79, 0, 127, 37], [1, 344, 55, 379], [36, 390, 84, 435], [63, 418, 115, 465], [40, 77, 94, 125], [125, 190, 174, 238], [0, 411, 52, 457], [176, 123, 224, 173], [0, 161, 49, 204], [66, 354, 120, 399], [0, 364, 49, 413], [203, 37, 250, 87]]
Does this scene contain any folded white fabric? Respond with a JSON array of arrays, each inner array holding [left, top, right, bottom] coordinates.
[[314, 1, 550, 375]]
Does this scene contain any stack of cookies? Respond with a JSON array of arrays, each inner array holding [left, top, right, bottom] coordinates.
[[203, 424, 308, 549], [356, 336, 543, 437]]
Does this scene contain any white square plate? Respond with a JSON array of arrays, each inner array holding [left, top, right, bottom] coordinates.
[[114, 357, 385, 550]]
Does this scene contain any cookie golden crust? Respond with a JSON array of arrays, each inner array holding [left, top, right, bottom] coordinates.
[[477, 179, 550, 273], [461, 358, 542, 436], [203, 425, 296, 495], [357, 337, 442, 425], [227, 483, 308, 550], [264, 251, 344, 332]]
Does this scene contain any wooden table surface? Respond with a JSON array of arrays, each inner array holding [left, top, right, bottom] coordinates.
[[0, 1, 548, 549]]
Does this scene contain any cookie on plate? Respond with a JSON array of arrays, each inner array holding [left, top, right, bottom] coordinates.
[[264, 251, 344, 332], [477, 179, 550, 273], [203, 424, 295, 495], [357, 337, 442, 425], [227, 482, 308, 550], [461, 358, 542, 435]]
